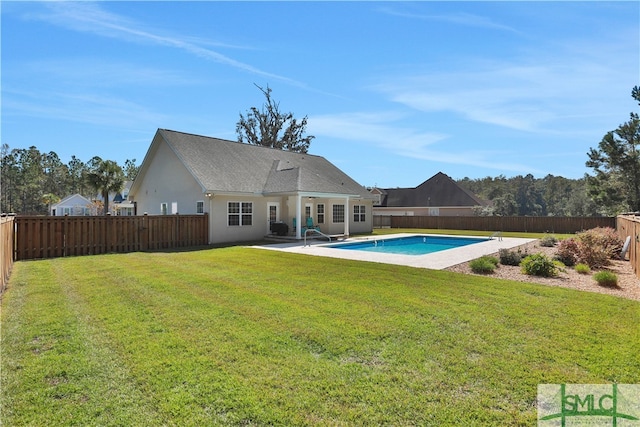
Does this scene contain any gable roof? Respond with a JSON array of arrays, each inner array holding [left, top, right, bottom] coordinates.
[[132, 129, 373, 198], [52, 193, 92, 207], [377, 172, 486, 207]]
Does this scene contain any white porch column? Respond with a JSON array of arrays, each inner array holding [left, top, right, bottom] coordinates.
[[295, 194, 302, 239], [343, 196, 350, 236]]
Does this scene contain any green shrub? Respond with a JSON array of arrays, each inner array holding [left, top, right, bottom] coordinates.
[[574, 263, 591, 275], [483, 255, 499, 266], [470, 256, 498, 274], [499, 248, 525, 266], [521, 253, 558, 277], [593, 271, 618, 287], [539, 235, 558, 247]]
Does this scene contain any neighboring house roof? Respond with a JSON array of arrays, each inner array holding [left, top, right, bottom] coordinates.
[[375, 172, 486, 207], [52, 193, 92, 208], [132, 129, 374, 198], [112, 181, 133, 203]]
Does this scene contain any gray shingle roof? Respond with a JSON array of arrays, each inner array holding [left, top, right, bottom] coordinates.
[[156, 129, 371, 197], [379, 172, 486, 207]]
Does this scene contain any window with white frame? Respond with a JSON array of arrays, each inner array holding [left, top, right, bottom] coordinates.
[[332, 204, 345, 223], [196, 200, 204, 214], [160, 203, 168, 215], [228, 202, 253, 226], [316, 203, 325, 224], [354, 205, 366, 222]]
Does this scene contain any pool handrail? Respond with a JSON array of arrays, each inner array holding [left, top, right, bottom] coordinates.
[[304, 228, 332, 246]]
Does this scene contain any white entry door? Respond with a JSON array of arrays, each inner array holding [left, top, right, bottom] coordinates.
[[267, 202, 280, 234]]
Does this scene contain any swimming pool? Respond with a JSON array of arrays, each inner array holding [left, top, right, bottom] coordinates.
[[329, 235, 487, 256]]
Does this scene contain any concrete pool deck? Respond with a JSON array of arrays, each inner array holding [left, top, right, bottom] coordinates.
[[253, 233, 536, 270]]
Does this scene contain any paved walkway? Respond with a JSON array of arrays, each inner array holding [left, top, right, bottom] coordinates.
[[253, 233, 536, 270]]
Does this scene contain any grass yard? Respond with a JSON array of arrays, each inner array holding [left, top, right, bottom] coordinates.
[[1, 245, 639, 426]]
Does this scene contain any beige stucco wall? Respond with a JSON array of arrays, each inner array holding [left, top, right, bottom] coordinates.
[[131, 140, 206, 216], [281, 197, 373, 236], [208, 195, 286, 244]]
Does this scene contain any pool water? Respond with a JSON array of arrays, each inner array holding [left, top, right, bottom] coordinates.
[[329, 235, 487, 256]]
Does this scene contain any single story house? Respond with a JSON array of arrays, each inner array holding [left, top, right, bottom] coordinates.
[[50, 194, 94, 216], [128, 129, 376, 244], [371, 172, 487, 216]]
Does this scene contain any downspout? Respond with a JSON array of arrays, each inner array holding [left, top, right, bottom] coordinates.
[[205, 192, 213, 244], [344, 196, 350, 237], [296, 194, 302, 239]]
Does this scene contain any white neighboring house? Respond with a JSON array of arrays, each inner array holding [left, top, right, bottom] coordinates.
[[50, 194, 94, 216], [89, 180, 135, 216], [129, 129, 376, 244], [112, 181, 135, 216]]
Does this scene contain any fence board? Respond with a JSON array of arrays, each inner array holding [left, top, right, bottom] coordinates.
[[383, 215, 615, 234], [616, 215, 639, 278], [1, 214, 15, 293], [14, 214, 208, 261]]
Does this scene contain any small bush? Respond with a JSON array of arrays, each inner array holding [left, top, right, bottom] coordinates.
[[555, 238, 579, 266], [574, 263, 591, 275], [470, 256, 498, 274], [576, 227, 623, 269], [539, 235, 558, 247], [521, 253, 558, 277], [483, 255, 499, 266], [593, 271, 618, 287], [499, 248, 525, 266], [554, 228, 624, 269]]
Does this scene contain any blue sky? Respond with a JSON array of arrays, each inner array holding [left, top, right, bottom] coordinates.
[[2, 1, 639, 188]]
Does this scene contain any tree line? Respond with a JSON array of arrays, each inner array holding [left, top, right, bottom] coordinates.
[[452, 85, 640, 218], [456, 174, 601, 217], [1, 144, 139, 215]]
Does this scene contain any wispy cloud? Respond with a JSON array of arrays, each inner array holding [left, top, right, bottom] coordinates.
[[378, 6, 520, 34], [371, 54, 634, 136], [20, 59, 197, 88], [3, 87, 169, 129], [308, 112, 539, 174], [29, 2, 305, 87]]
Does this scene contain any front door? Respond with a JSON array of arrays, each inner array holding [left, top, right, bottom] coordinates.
[[267, 202, 280, 234], [305, 203, 313, 223]]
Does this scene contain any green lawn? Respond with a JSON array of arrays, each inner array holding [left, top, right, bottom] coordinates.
[[1, 244, 638, 426]]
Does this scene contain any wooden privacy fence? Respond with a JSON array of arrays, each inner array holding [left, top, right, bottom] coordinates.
[[380, 215, 616, 234], [1, 214, 15, 293], [13, 214, 209, 261], [615, 214, 640, 278]]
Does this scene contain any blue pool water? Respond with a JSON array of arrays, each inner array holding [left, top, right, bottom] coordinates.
[[329, 235, 487, 256]]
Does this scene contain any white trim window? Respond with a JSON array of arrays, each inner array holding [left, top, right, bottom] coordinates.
[[196, 200, 204, 214], [160, 202, 168, 215], [332, 204, 345, 223], [354, 205, 366, 222], [228, 201, 253, 226], [316, 203, 325, 224]]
